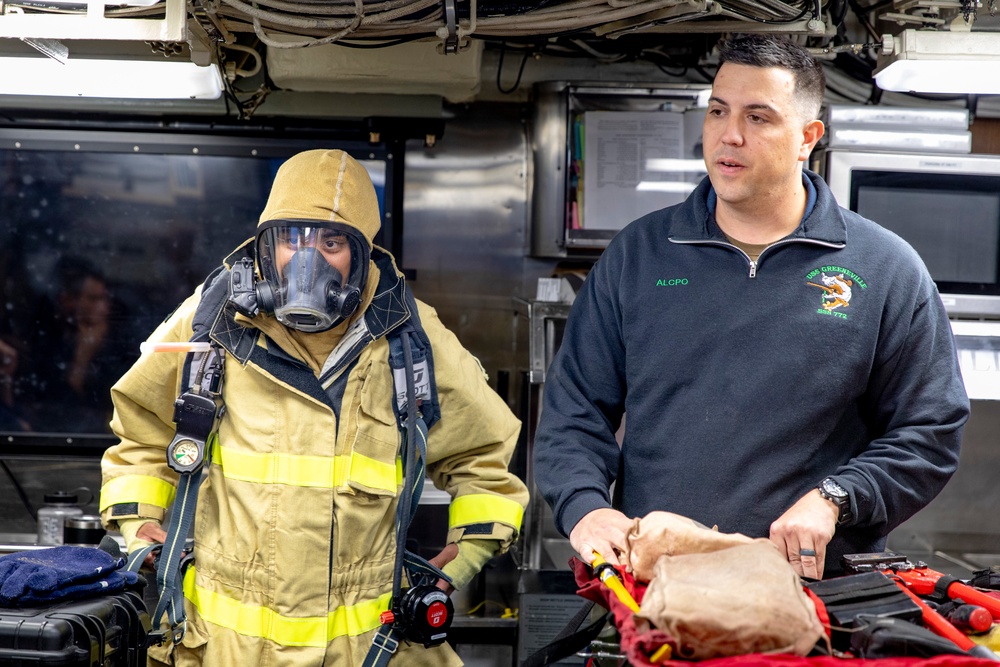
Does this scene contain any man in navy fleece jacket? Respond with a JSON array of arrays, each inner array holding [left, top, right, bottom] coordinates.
[[533, 34, 969, 580]]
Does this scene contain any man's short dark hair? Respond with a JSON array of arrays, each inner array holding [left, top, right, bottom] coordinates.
[[717, 34, 826, 121]]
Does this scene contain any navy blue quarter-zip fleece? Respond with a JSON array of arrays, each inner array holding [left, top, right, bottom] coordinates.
[[533, 170, 969, 574]]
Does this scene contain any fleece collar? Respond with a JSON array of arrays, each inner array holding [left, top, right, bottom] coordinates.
[[669, 170, 848, 246]]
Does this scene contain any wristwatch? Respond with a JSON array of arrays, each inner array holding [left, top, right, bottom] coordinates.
[[817, 477, 853, 525]]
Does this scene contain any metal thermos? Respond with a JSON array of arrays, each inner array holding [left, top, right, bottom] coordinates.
[[36, 491, 84, 545], [63, 515, 106, 546]]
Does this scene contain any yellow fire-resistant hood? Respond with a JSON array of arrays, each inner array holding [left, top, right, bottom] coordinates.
[[258, 149, 381, 248]]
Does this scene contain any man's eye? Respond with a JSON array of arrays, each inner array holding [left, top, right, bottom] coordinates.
[[277, 229, 300, 244]]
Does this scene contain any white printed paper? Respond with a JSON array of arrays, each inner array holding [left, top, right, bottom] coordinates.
[[582, 110, 696, 231]]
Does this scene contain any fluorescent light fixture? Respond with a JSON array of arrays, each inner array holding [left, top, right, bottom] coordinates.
[[0, 56, 224, 99], [0, 0, 185, 42], [874, 30, 1000, 95], [827, 127, 971, 153], [18, 0, 162, 4]]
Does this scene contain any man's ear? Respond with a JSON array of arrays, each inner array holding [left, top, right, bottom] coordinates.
[[799, 119, 825, 161]]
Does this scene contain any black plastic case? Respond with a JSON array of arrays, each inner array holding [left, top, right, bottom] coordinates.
[[0, 591, 150, 666]]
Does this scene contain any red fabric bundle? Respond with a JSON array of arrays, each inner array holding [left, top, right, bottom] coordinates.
[[570, 558, 1000, 667], [571, 557, 675, 667]]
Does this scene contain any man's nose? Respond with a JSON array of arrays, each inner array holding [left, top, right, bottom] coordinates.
[[720, 116, 744, 146]]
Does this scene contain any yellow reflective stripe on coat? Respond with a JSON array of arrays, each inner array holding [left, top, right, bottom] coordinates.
[[183, 567, 390, 647], [211, 442, 402, 491], [99, 475, 176, 511], [449, 494, 524, 531]]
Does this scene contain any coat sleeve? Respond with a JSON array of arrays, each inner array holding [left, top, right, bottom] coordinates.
[[99, 292, 201, 530], [418, 301, 529, 551], [836, 273, 969, 534], [531, 252, 628, 538]]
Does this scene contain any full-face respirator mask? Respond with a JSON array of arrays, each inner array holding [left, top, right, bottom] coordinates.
[[228, 221, 369, 333]]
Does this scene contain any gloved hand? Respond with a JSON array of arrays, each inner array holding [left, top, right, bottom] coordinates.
[[118, 518, 164, 554], [441, 539, 502, 591], [0, 546, 138, 606]]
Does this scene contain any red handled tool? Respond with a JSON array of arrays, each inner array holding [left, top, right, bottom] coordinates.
[[893, 562, 1000, 621], [843, 552, 1000, 661], [942, 604, 994, 635], [889, 577, 979, 651], [844, 552, 1000, 620], [887, 575, 1000, 659]]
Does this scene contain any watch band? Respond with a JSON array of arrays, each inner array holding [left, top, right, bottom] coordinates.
[[817, 478, 852, 525]]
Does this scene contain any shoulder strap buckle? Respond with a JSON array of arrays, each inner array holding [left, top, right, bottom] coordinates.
[[372, 625, 400, 654], [171, 619, 187, 645]]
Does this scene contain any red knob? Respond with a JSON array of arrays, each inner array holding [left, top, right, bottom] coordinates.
[[427, 601, 448, 628]]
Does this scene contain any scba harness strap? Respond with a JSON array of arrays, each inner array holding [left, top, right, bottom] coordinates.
[[126, 347, 223, 645], [362, 326, 454, 667], [126, 273, 226, 644]]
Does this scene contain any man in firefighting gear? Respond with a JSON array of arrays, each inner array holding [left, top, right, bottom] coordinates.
[[99, 149, 529, 666]]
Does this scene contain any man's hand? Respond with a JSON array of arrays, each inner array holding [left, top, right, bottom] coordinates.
[[769, 489, 838, 580], [135, 522, 168, 569], [429, 542, 459, 595], [136, 521, 168, 544], [569, 508, 633, 567]]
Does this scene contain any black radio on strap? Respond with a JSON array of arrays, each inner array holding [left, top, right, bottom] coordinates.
[[128, 263, 234, 646], [144, 343, 225, 646], [127, 341, 225, 647], [167, 349, 225, 475]]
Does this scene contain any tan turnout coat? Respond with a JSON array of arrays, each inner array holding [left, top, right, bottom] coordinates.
[[100, 150, 528, 666]]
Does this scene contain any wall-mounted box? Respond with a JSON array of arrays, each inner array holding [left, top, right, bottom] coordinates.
[[530, 81, 710, 258]]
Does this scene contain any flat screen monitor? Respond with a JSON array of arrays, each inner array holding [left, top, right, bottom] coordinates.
[[824, 150, 1000, 319], [851, 171, 1000, 287], [0, 129, 396, 455]]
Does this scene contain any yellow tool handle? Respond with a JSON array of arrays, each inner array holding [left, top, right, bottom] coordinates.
[[591, 554, 641, 613], [650, 644, 673, 662], [591, 554, 673, 662]]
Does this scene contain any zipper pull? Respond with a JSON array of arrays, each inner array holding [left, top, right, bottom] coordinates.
[[749, 261, 757, 278]]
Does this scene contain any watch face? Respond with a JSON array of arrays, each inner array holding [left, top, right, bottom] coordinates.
[[822, 478, 848, 500]]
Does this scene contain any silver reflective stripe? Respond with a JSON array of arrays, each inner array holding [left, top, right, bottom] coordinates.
[[393, 357, 431, 414]]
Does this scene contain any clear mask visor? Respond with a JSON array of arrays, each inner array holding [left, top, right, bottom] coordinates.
[[257, 223, 368, 332]]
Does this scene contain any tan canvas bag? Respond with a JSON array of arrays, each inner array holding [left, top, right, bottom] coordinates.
[[634, 541, 825, 660]]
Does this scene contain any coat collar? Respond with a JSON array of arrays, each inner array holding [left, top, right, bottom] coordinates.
[[668, 170, 848, 246], [316, 247, 409, 387], [362, 247, 411, 341]]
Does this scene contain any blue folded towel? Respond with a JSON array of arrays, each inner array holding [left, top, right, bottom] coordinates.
[[0, 546, 139, 606]]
